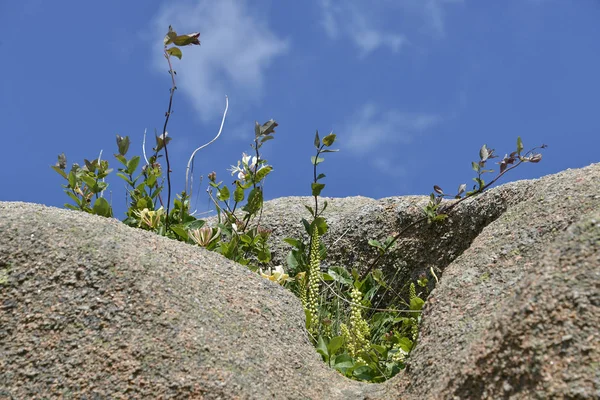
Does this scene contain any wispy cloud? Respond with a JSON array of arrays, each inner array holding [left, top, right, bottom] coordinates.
[[151, 0, 288, 123], [319, 0, 407, 57], [340, 103, 442, 176], [318, 0, 462, 55], [342, 103, 442, 155]]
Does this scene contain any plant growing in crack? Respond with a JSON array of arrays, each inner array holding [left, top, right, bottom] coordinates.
[[361, 137, 547, 281], [50, 24, 549, 384]]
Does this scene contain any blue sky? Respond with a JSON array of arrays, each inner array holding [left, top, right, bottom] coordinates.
[[1, 0, 599, 218]]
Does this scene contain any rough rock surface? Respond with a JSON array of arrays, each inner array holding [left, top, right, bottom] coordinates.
[[253, 181, 539, 297], [0, 203, 376, 399], [1, 162, 599, 399]]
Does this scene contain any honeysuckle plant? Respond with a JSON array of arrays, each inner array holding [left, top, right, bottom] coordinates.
[[207, 120, 278, 270], [260, 265, 291, 285]]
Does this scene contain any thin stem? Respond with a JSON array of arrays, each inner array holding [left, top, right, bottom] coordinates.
[[312, 147, 322, 217], [162, 49, 177, 231], [185, 96, 229, 197], [320, 279, 421, 314], [142, 128, 149, 165], [359, 145, 546, 281]]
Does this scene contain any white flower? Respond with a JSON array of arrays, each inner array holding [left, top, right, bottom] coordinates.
[[228, 152, 261, 182], [260, 265, 290, 285]]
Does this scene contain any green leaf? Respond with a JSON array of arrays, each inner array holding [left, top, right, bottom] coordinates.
[[409, 296, 425, 311], [116, 173, 133, 186], [184, 219, 206, 230], [516, 136, 524, 155], [67, 171, 77, 188], [164, 26, 177, 45], [397, 337, 413, 353], [302, 218, 311, 235], [127, 156, 140, 175], [243, 188, 263, 215], [311, 156, 325, 165], [283, 238, 303, 249], [313, 216, 328, 235], [322, 133, 336, 147], [92, 197, 112, 217], [353, 365, 375, 381], [254, 121, 262, 138], [314, 130, 321, 149], [83, 158, 96, 172], [172, 32, 201, 46], [257, 249, 271, 263], [286, 251, 299, 270], [170, 224, 189, 241], [136, 198, 148, 209], [116, 135, 130, 156], [66, 191, 81, 205], [332, 354, 355, 372], [81, 175, 97, 190], [259, 135, 274, 144], [316, 173, 326, 181], [311, 182, 325, 197], [319, 149, 339, 153], [234, 185, 245, 203], [304, 308, 312, 331], [51, 165, 68, 179], [114, 154, 127, 166], [257, 119, 278, 137], [368, 239, 382, 248], [471, 161, 480, 173], [472, 177, 484, 189], [328, 336, 344, 355], [96, 168, 113, 180], [327, 267, 353, 286], [254, 165, 273, 182], [217, 186, 230, 202], [239, 234, 252, 244], [304, 205, 315, 217], [146, 174, 157, 187], [371, 344, 388, 358], [166, 47, 183, 59], [316, 336, 329, 362]]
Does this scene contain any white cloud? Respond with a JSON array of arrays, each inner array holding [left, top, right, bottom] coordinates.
[[319, 0, 407, 57], [318, 0, 462, 55], [371, 157, 407, 178], [151, 0, 288, 122], [342, 103, 442, 155], [340, 103, 442, 177]]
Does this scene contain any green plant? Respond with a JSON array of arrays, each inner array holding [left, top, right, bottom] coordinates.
[[52, 152, 113, 217], [360, 137, 547, 280], [51, 24, 548, 385], [207, 120, 278, 269]]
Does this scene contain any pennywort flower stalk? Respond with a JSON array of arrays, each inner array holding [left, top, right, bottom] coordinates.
[[341, 286, 370, 361], [306, 225, 321, 335]]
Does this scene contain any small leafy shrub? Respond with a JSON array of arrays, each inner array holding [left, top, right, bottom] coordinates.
[[51, 25, 546, 383]]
